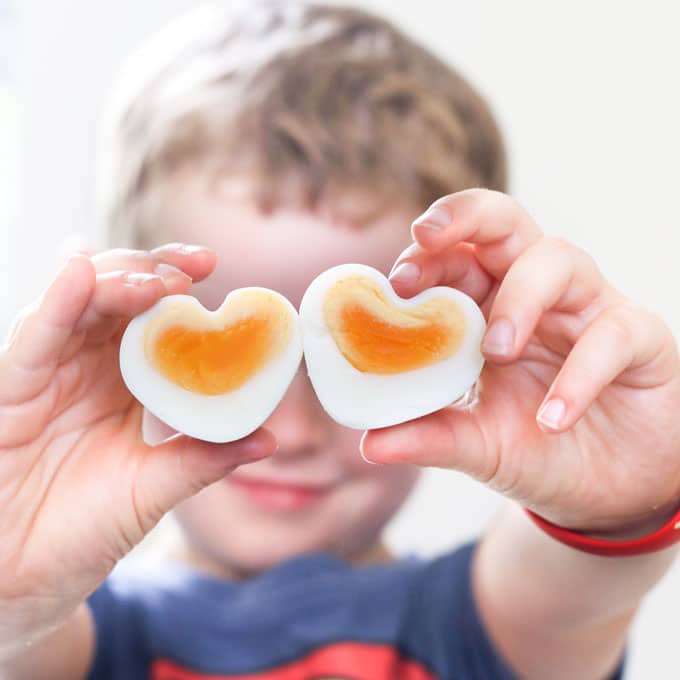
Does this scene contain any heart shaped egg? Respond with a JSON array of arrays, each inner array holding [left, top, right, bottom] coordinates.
[[120, 288, 303, 443], [300, 264, 485, 429]]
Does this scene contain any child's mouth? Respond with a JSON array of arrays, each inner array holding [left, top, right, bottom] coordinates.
[[227, 475, 334, 511]]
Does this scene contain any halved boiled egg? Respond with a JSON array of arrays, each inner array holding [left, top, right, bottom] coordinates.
[[120, 288, 303, 443], [300, 264, 486, 429]]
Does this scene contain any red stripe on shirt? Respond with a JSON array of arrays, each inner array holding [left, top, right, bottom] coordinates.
[[151, 641, 439, 680]]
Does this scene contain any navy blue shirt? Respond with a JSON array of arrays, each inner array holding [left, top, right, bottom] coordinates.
[[86, 542, 624, 680]]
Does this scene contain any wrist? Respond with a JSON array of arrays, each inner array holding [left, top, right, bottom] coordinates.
[[526, 501, 680, 557], [0, 604, 93, 679], [583, 505, 680, 541]]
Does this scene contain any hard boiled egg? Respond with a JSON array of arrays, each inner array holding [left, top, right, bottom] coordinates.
[[300, 264, 486, 429], [120, 288, 303, 443]]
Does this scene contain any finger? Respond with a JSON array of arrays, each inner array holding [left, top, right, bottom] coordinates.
[[360, 406, 498, 483], [0, 260, 193, 403], [535, 304, 673, 433], [91, 243, 216, 282], [74, 266, 192, 333], [410, 189, 543, 279], [133, 427, 278, 524], [0, 255, 96, 403], [389, 240, 495, 303], [480, 237, 606, 363]]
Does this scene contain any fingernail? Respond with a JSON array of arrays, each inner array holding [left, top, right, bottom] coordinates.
[[412, 205, 451, 231], [245, 445, 273, 462], [389, 262, 421, 285], [245, 429, 278, 460], [123, 272, 160, 286], [482, 318, 515, 356], [161, 243, 210, 255], [180, 244, 209, 254], [154, 263, 192, 285], [537, 398, 566, 430], [65, 252, 89, 268], [359, 431, 380, 465]]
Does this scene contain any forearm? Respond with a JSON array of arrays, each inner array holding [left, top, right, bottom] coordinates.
[[474, 501, 679, 680], [0, 603, 94, 680]]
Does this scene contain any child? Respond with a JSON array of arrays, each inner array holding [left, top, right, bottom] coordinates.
[[2, 3, 680, 679]]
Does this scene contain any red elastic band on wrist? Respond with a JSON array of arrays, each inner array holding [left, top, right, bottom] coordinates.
[[525, 507, 680, 557]]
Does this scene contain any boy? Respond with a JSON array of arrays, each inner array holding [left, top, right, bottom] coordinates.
[[2, 2, 680, 679]]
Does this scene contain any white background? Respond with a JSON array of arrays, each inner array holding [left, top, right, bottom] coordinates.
[[5, 2, 680, 678]]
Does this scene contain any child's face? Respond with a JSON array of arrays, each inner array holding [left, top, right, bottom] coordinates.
[[149, 168, 421, 575]]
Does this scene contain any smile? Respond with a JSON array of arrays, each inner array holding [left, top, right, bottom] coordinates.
[[227, 475, 336, 511]]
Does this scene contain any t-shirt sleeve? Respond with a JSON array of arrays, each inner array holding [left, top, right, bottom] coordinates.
[[402, 542, 626, 680], [401, 542, 518, 679]]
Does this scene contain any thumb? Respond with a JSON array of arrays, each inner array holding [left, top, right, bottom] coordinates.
[[360, 406, 499, 485], [133, 428, 276, 527]]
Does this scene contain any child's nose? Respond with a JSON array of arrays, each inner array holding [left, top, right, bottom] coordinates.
[[263, 369, 332, 459]]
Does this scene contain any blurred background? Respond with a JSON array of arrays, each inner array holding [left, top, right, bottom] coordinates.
[[2, 1, 679, 677]]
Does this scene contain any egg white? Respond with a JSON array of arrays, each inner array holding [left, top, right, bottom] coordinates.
[[299, 264, 486, 430], [119, 289, 303, 443]]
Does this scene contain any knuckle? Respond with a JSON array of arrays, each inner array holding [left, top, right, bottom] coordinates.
[[121, 281, 152, 309], [496, 191, 522, 212], [440, 187, 502, 214], [483, 190, 523, 217], [538, 236, 581, 263], [570, 242, 599, 273], [615, 301, 666, 339], [119, 285, 136, 309], [476, 188, 515, 214], [644, 309, 672, 337], [600, 307, 635, 343], [469, 187, 500, 202], [536, 237, 601, 277], [540, 235, 571, 252]]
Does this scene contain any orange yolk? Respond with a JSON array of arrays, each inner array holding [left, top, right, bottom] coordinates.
[[338, 304, 456, 374], [151, 317, 273, 395]]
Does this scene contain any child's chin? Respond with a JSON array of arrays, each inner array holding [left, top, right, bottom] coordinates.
[[222, 540, 331, 578]]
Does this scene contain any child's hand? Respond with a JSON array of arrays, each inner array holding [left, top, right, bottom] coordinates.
[[0, 245, 275, 649], [363, 189, 680, 536]]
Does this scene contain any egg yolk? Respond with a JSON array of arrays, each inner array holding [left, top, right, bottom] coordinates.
[[324, 276, 466, 374], [338, 305, 453, 374], [151, 317, 274, 396]]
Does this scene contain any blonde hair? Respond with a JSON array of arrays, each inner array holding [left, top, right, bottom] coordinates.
[[98, 1, 507, 248]]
